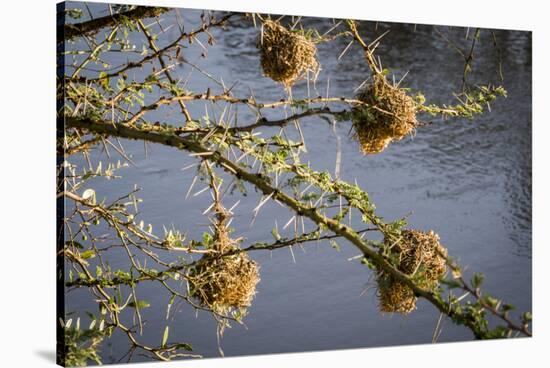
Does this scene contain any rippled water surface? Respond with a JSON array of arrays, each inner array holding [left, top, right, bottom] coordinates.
[[64, 3, 531, 363]]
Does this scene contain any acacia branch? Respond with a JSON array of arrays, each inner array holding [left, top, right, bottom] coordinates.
[[62, 6, 168, 41], [120, 92, 388, 127], [137, 19, 193, 122], [68, 13, 237, 83], [63, 248, 198, 361], [347, 20, 382, 75], [229, 107, 346, 132], [65, 116, 519, 339], [236, 227, 377, 253]]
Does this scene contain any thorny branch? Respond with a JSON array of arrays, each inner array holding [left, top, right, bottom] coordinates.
[[61, 6, 169, 41], [66, 115, 531, 339], [58, 4, 530, 365]]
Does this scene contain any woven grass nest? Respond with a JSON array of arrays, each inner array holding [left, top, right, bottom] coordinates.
[[352, 74, 419, 154], [258, 20, 320, 87], [376, 229, 448, 314], [188, 225, 260, 315]]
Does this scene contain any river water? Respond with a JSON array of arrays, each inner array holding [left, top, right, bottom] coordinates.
[[63, 2, 532, 363]]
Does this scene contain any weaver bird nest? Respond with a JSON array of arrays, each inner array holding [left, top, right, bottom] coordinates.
[[258, 20, 320, 87], [376, 229, 447, 314], [188, 225, 260, 315], [352, 74, 419, 154]]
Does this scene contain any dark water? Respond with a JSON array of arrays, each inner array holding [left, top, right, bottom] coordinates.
[[63, 3, 531, 363]]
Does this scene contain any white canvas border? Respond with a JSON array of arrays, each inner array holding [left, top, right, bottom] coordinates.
[[0, 1, 546, 367]]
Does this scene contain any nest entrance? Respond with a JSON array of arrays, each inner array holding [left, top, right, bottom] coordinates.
[[352, 74, 418, 154], [258, 20, 320, 87], [376, 230, 447, 314], [188, 224, 260, 315]]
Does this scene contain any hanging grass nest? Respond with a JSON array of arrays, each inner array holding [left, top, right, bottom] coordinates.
[[188, 225, 260, 315], [376, 229, 448, 314], [258, 20, 320, 87], [352, 74, 419, 154]]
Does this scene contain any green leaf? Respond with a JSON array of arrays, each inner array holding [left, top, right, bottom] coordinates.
[[128, 300, 151, 309], [441, 279, 462, 289], [483, 296, 498, 308], [162, 326, 169, 347], [202, 232, 213, 247], [471, 273, 484, 289], [99, 72, 110, 90], [67, 8, 83, 19], [81, 250, 96, 260], [174, 343, 193, 351], [66, 240, 84, 249], [360, 257, 376, 270]]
